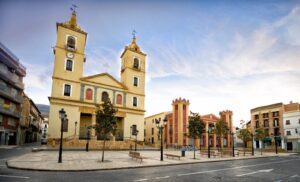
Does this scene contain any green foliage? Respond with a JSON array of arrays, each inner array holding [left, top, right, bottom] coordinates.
[[187, 111, 205, 139], [95, 98, 117, 138], [238, 129, 252, 143], [255, 127, 267, 140], [215, 119, 229, 138], [94, 97, 117, 162]]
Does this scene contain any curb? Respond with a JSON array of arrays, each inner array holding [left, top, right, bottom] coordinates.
[[6, 155, 283, 172]]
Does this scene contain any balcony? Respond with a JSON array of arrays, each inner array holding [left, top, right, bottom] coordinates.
[[0, 107, 21, 118], [0, 65, 24, 90], [0, 86, 22, 104]]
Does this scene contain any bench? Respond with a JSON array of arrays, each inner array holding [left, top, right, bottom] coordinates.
[[201, 151, 220, 158], [129, 151, 146, 163], [165, 153, 181, 160], [238, 150, 253, 156]]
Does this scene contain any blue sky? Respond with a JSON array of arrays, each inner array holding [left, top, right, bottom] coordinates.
[[1, 0, 300, 127]]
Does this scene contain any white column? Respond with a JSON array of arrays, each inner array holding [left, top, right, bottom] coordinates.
[[253, 138, 256, 149], [281, 139, 285, 149], [259, 140, 262, 149]]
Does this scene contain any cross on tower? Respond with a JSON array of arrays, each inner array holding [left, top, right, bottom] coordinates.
[[70, 4, 78, 15], [132, 30, 137, 38]]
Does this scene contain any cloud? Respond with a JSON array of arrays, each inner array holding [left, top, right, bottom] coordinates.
[[144, 6, 300, 127]]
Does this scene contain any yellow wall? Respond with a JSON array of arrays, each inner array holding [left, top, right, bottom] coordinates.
[[144, 112, 168, 146]]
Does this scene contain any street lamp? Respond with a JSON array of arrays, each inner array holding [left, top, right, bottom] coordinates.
[[74, 121, 78, 137], [58, 108, 66, 163], [231, 132, 235, 157], [207, 124, 215, 158], [134, 129, 139, 151], [156, 117, 167, 161], [251, 134, 255, 156], [86, 127, 91, 152], [271, 133, 280, 154]]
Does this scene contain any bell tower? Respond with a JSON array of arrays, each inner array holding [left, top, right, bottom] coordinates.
[[51, 8, 87, 99], [120, 33, 146, 110]]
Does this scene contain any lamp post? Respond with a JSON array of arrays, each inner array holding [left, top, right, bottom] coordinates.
[[251, 134, 255, 156], [232, 132, 235, 157], [58, 108, 66, 163], [272, 133, 280, 154], [155, 117, 167, 161], [86, 127, 90, 152], [134, 130, 139, 151], [207, 124, 214, 158], [74, 121, 78, 137]]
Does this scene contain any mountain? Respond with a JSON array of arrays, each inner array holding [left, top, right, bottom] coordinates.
[[36, 104, 50, 114]]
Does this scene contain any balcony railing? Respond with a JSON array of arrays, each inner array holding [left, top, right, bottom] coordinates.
[[0, 86, 22, 103], [0, 66, 24, 90]]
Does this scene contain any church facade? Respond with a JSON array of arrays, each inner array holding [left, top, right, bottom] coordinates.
[[48, 11, 146, 144]]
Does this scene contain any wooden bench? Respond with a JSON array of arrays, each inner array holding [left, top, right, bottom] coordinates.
[[129, 151, 146, 163], [238, 150, 252, 156], [165, 153, 181, 160], [200, 151, 220, 158]]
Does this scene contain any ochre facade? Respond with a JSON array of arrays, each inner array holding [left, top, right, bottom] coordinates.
[[48, 11, 146, 144]]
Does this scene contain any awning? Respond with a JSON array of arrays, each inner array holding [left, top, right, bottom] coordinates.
[[262, 138, 272, 142]]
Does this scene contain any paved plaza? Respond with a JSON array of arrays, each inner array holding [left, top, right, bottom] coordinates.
[[6, 148, 294, 171]]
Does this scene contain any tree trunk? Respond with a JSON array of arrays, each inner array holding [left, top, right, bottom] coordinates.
[[193, 137, 196, 159], [220, 136, 223, 157], [102, 137, 106, 162]]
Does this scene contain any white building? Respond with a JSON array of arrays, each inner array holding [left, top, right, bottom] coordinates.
[[283, 102, 300, 152]]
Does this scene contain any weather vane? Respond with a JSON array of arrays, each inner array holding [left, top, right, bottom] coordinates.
[[70, 4, 78, 14], [132, 30, 137, 38]]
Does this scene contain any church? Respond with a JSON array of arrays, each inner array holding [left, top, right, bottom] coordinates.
[[48, 10, 146, 147]]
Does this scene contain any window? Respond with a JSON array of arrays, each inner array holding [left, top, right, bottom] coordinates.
[[254, 115, 259, 120], [151, 128, 154, 135], [131, 125, 137, 135], [66, 59, 73, 71], [296, 129, 298, 134], [274, 119, 279, 127], [264, 120, 269, 127], [85, 88, 93, 100], [133, 97, 137, 107], [273, 111, 279, 117], [286, 131, 291, 136], [64, 84, 71, 96], [133, 77, 138, 87], [256, 121, 259, 128], [133, 58, 139, 69], [101, 91, 109, 102], [116, 94, 122, 105], [67, 36, 76, 50], [286, 120, 290, 125], [263, 113, 269, 118]]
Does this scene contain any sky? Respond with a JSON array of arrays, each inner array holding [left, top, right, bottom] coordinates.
[[1, 0, 300, 127]]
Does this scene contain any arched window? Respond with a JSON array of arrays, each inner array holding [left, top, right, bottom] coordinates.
[[116, 94, 122, 105], [66, 59, 73, 71], [85, 88, 93, 100], [67, 36, 76, 50], [101, 91, 109, 102], [133, 58, 139, 69]]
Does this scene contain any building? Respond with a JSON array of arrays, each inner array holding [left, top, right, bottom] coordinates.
[[144, 98, 233, 149], [250, 103, 284, 149], [0, 42, 26, 145], [20, 94, 44, 144], [48, 10, 146, 147], [283, 101, 300, 152], [144, 112, 171, 147]]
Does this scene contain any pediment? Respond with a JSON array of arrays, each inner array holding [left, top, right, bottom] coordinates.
[[81, 73, 127, 89]]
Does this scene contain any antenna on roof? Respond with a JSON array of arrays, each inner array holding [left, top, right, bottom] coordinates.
[[132, 30, 137, 39]]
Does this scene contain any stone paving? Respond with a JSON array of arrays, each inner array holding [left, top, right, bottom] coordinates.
[[6, 149, 295, 171]]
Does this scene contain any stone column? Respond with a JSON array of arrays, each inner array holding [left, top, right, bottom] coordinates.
[[205, 123, 208, 148], [259, 140, 262, 149], [281, 139, 285, 149], [253, 138, 256, 149], [213, 134, 217, 148]]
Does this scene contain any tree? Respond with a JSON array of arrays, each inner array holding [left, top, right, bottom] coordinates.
[[255, 127, 267, 155], [187, 111, 205, 159], [94, 98, 117, 162], [237, 129, 252, 156], [215, 119, 229, 155]]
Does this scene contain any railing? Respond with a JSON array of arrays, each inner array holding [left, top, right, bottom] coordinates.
[[0, 107, 21, 118]]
